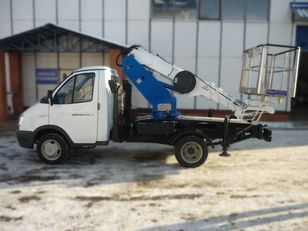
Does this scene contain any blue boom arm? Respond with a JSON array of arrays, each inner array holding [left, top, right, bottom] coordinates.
[[122, 55, 180, 119]]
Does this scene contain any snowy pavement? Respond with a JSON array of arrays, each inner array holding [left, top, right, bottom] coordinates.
[[0, 128, 308, 230]]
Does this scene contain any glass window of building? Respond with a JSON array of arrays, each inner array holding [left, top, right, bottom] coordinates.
[[199, 0, 220, 20], [152, 0, 197, 19], [246, 0, 269, 21], [152, 0, 175, 19], [175, 0, 197, 19], [154, 0, 269, 21], [222, 0, 244, 20]]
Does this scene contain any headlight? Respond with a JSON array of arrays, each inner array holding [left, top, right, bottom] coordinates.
[[18, 114, 24, 127]]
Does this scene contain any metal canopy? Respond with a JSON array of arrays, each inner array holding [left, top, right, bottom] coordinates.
[[290, 2, 308, 21], [0, 23, 127, 52]]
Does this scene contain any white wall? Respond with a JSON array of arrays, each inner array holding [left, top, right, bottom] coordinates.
[[22, 53, 36, 107], [59, 52, 79, 70], [151, 21, 173, 60], [245, 23, 268, 49], [127, 0, 150, 48], [58, 0, 79, 30], [174, 21, 197, 109], [35, 0, 56, 26], [197, 21, 221, 110], [82, 53, 104, 67], [220, 22, 244, 110], [81, 0, 103, 37], [12, 0, 34, 34], [127, 0, 150, 108], [104, 0, 126, 43], [0, 0, 11, 38], [36, 53, 58, 100]]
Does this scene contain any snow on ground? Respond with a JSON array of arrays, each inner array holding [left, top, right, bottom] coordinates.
[[0, 128, 308, 230]]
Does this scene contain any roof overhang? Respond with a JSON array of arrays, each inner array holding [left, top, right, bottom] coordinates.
[[290, 2, 308, 21], [0, 23, 128, 52]]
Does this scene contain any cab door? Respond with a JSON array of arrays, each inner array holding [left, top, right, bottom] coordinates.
[[49, 71, 98, 144]]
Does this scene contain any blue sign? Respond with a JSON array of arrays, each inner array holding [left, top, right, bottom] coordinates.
[[265, 89, 288, 96], [36, 68, 58, 84]]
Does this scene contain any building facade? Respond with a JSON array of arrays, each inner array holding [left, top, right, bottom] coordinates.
[[0, 0, 307, 122]]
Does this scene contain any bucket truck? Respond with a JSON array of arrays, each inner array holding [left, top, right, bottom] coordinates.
[[16, 44, 300, 167]]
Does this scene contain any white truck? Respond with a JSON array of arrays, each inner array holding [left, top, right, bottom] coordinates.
[[16, 44, 300, 167]]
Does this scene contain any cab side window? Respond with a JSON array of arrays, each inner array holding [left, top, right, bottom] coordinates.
[[73, 74, 94, 103], [53, 73, 95, 104], [53, 76, 75, 104]]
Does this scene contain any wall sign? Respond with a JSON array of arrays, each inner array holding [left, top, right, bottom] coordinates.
[[36, 68, 58, 84]]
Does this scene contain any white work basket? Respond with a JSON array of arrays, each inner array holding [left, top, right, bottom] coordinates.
[[240, 44, 301, 104]]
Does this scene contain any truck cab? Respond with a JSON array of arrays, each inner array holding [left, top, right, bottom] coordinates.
[[17, 66, 117, 163]]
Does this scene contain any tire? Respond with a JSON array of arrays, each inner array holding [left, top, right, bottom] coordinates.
[[174, 136, 208, 168], [37, 133, 68, 164]]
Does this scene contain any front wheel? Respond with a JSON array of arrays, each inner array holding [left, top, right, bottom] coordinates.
[[37, 133, 68, 164], [174, 136, 208, 168]]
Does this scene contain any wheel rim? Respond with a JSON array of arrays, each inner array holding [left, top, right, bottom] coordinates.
[[41, 139, 62, 161], [180, 142, 203, 164]]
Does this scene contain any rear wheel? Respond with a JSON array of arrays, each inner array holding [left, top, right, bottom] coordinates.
[[37, 133, 68, 164], [174, 136, 208, 168]]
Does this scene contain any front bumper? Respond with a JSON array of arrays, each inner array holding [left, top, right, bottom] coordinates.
[[16, 129, 35, 149]]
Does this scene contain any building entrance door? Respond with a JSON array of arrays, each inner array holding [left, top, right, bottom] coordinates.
[[290, 26, 308, 120]]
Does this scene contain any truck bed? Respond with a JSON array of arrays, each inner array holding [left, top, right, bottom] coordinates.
[[121, 113, 270, 147]]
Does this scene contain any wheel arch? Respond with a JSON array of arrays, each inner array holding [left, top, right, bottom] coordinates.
[[34, 125, 74, 148], [170, 129, 211, 146]]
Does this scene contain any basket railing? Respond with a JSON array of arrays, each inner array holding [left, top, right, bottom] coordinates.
[[238, 44, 301, 121], [240, 44, 300, 101]]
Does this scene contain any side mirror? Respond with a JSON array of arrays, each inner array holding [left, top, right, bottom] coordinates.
[[47, 90, 53, 106], [108, 80, 120, 94]]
